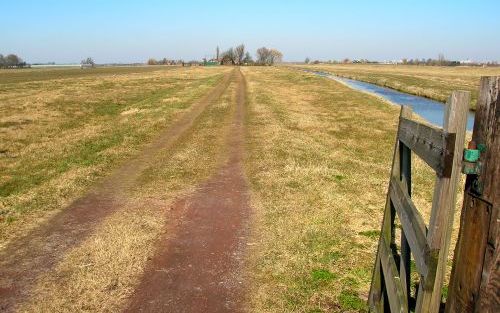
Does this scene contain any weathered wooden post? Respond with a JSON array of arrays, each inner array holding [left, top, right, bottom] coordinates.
[[446, 76, 500, 312]]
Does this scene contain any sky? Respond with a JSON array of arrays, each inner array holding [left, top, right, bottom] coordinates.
[[2, 0, 499, 64]]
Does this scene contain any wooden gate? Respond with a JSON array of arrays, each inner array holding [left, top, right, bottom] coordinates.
[[368, 92, 469, 313]]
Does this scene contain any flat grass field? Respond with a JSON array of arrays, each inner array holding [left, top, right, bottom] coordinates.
[[0, 65, 465, 312], [299, 63, 500, 110], [0, 65, 230, 241]]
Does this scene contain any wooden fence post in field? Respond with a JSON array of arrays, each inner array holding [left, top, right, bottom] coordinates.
[[369, 90, 469, 313], [446, 76, 500, 313]]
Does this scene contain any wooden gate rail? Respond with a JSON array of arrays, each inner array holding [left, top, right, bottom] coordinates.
[[369, 91, 469, 313]]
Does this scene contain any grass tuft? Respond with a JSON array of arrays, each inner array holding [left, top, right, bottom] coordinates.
[[338, 289, 367, 312], [311, 269, 337, 282]]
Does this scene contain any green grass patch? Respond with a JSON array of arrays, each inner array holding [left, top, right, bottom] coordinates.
[[339, 289, 367, 311], [311, 269, 336, 282], [358, 230, 380, 239]]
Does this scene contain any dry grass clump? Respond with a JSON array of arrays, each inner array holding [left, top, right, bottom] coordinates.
[[0, 66, 230, 245], [18, 200, 167, 312], [243, 66, 462, 312], [17, 73, 238, 312], [299, 64, 500, 110]]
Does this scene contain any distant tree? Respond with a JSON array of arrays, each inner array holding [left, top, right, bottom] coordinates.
[[235, 44, 245, 65], [0, 54, 28, 68], [220, 48, 236, 65], [220, 54, 232, 65], [81, 57, 95, 67], [269, 49, 283, 64], [243, 52, 253, 64], [6, 54, 21, 67], [438, 53, 445, 66], [216, 46, 220, 61], [305, 57, 310, 64], [256, 47, 271, 65], [255, 47, 282, 65], [342, 58, 350, 64], [227, 48, 236, 64], [147, 58, 158, 65]]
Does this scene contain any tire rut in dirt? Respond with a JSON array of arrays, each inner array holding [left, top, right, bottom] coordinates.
[[123, 69, 250, 313], [0, 69, 236, 313]]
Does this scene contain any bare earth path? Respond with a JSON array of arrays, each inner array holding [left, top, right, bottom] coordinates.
[[124, 69, 250, 312], [0, 69, 235, 312]]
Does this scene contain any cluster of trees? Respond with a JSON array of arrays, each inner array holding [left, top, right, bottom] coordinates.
[[219, 44, 253, 65], [0, 54, 28, 68], [306, 54, 499, 67], [305, 57, 335, 65], [256, 47, 283, 65], [216, 45, 283, 66], [146, 45, 283, 67], [305, 57, 366, 64], [81, 57, 95, 67], [400, 54, 461, 66], [147, 58, 184, 65]]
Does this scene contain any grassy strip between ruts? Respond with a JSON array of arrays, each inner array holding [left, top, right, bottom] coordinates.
[[298, 64, 500, 110], [0, 66, 230, 245], [243, 66, 462, 312], [17, 71, 239, 312]]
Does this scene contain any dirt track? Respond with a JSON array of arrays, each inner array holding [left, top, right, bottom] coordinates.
[[124, 69, 250, 312], [0, 69, 236, 312]]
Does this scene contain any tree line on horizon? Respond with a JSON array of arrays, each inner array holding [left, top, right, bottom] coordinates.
[[0, 54, 28, 68], [215, 44, 283, 66], [147, 44, 283, 66], [304, 53, 499, 67]]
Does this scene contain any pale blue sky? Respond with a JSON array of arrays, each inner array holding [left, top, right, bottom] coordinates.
[[2, 0, 499, 63]]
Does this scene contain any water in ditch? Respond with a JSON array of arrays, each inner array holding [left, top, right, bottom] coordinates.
[[308, 70, 475, 131]]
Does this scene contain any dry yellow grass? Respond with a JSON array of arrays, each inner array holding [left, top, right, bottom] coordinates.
[[2, 65, 469, 312], [0, 66, 230, 246], [242, 66, 463, 312], [17, 71, 239, 312]]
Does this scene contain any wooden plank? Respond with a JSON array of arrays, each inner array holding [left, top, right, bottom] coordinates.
[[379, 237, 409, 313], [399, 107, 413, 308], [417, 91, 469, 312], [390, 177, 435, 281], [446, 76, 500, 313], [368, 257, 385, 313], [398, 117, 456, 177], [370, 303, 383, 313], [369, 106, 408, 312]]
